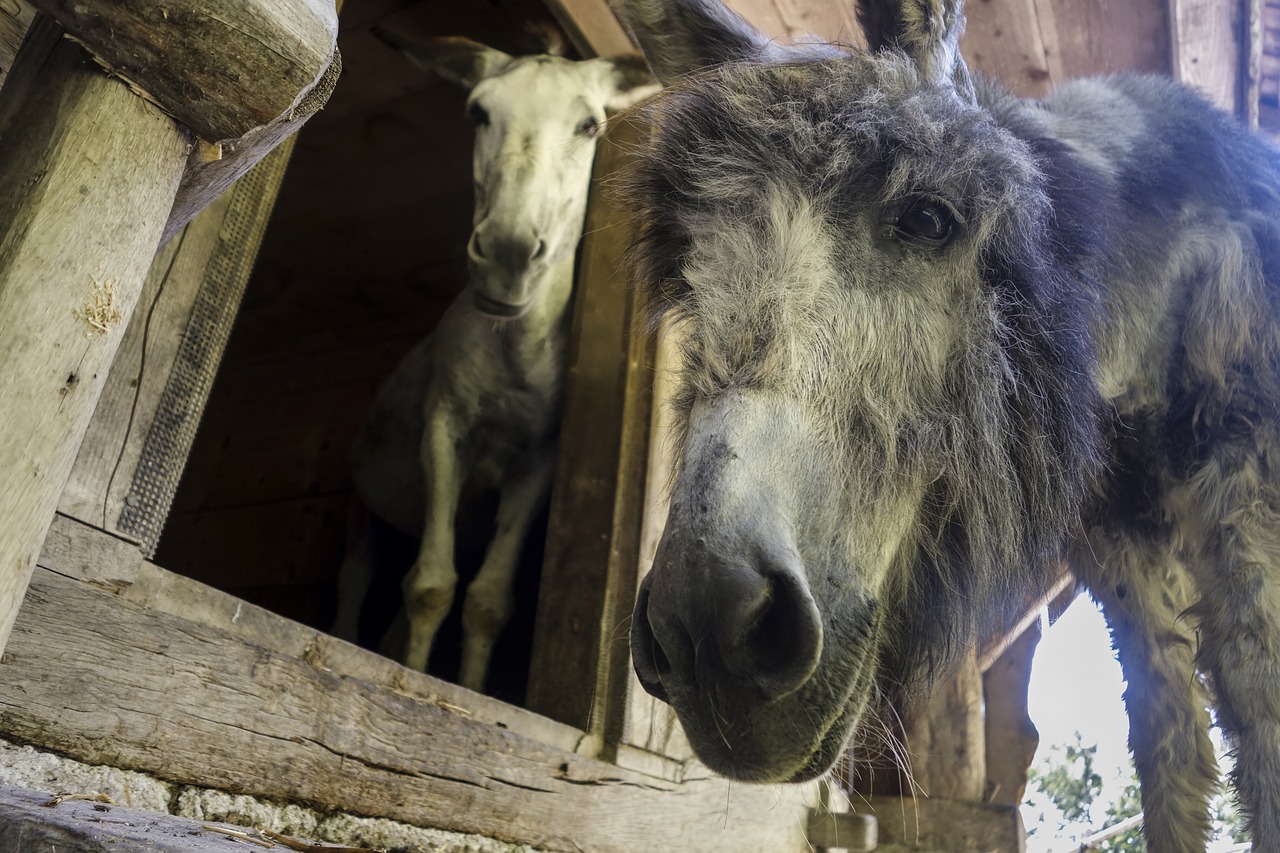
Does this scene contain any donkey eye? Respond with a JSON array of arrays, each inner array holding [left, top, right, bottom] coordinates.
[[575, 115, 601, 137], [467, 102, 490, 126], [894, 198, 957, 245]]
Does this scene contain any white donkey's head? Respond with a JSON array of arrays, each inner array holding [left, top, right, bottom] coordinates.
[[615, 0, 1103, 783], [383, 32, 654, 317]]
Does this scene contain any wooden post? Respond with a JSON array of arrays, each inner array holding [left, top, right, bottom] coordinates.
[[0, 30, 189, 655], [525, 115, 655, 737]]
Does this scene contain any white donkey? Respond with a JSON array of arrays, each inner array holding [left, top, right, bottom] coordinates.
[[340, 34, 652, 691]]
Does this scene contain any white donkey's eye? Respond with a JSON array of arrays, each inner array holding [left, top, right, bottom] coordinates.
[[575, 115, 601, 137]]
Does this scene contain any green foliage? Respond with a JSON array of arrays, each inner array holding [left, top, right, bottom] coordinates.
[[1027, 731, 1103, 823], [1097, 778, 1144, 852], [1025, 730, 1250, 851]]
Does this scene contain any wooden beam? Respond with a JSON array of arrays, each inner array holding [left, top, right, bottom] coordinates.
[[1171, 0, 1246, 113], [544, 0, 634, 57], [861, 796, 1026, 852], [525, 115, 655, 736], [984, 622, 1042, 807], [161, 49, 340, 241], [0, 516, 816, 853], [27, 0, 338, 142], [0, 29, 188, 657]]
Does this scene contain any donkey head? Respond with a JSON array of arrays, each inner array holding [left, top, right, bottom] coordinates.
[[617, 0, 1103, 782], [383, 33, 653, 317]]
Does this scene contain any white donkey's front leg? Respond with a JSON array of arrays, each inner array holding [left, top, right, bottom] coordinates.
[[458, 451, 556, 692], [1191, 449, 1280, 849], [402, 407, 466, 673], [1075, 531, 1216, 853]]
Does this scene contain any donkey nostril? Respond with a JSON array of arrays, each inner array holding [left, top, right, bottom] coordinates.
[[468, 230, 487, 260], [739, 572, 822, 699], [531, 239, 547, 260]]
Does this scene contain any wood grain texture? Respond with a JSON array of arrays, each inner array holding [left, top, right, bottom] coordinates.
[[544, 0, 634, 56], [1172, 0, 1245, 113], [27, 0, 338, 141], [0, 35, 187, 657], [4, 517, 817, 853], [58, 194, 234, 537], [862, 796, 1025, 852], [161, 49, 341, 242]]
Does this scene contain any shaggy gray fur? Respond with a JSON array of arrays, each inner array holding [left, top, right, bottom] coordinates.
[[612, 0, 1280, 849]]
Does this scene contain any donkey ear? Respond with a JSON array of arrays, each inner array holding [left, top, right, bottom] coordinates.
[[372, 30, 513, 90], [609, 0, 773, 84], [857, 0, 975, 98], [597, 55, 660, 113]]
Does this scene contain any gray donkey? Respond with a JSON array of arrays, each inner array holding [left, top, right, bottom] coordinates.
[[339, 33, 652, 691], [612, 0, 1280, 848]]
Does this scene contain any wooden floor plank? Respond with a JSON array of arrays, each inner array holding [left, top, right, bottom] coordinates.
[[3, 518, 814, 852]]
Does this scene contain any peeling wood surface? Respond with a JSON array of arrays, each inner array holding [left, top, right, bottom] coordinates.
[[27, 0, 338, 141], [4, 516, 815, 853], [58, 195, 235, 540], [161, 48, 341, 242], [0, 784, 299, 853]]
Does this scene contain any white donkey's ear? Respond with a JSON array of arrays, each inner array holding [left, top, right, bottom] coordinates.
[[596, 55, 660, 113], [373, 30, 513, 90], [608, 0, 773, 84], [857, 0, 974, 99]]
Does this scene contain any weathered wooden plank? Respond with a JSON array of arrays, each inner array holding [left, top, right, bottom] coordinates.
[[161, 49, 341, 242], [5, 522, 817, 853], [0, 32, 188, 657], [525, 116, 655, 734], [544, 0, 634, 57], [0, 0, 35, 91], [907, 649, 986, 803], [723, 0, 862, 45], [59, 134, 302, 552], [1171, 0, 1245, 113], [960, 0, 1058, 98], [36, 513, 586, 754], [0, 784, 283, 853], [27, 0, 338, 142], [983, 623, 1041, 807], [862, 796, 1025, 853], [619, 325, 695, 766]]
